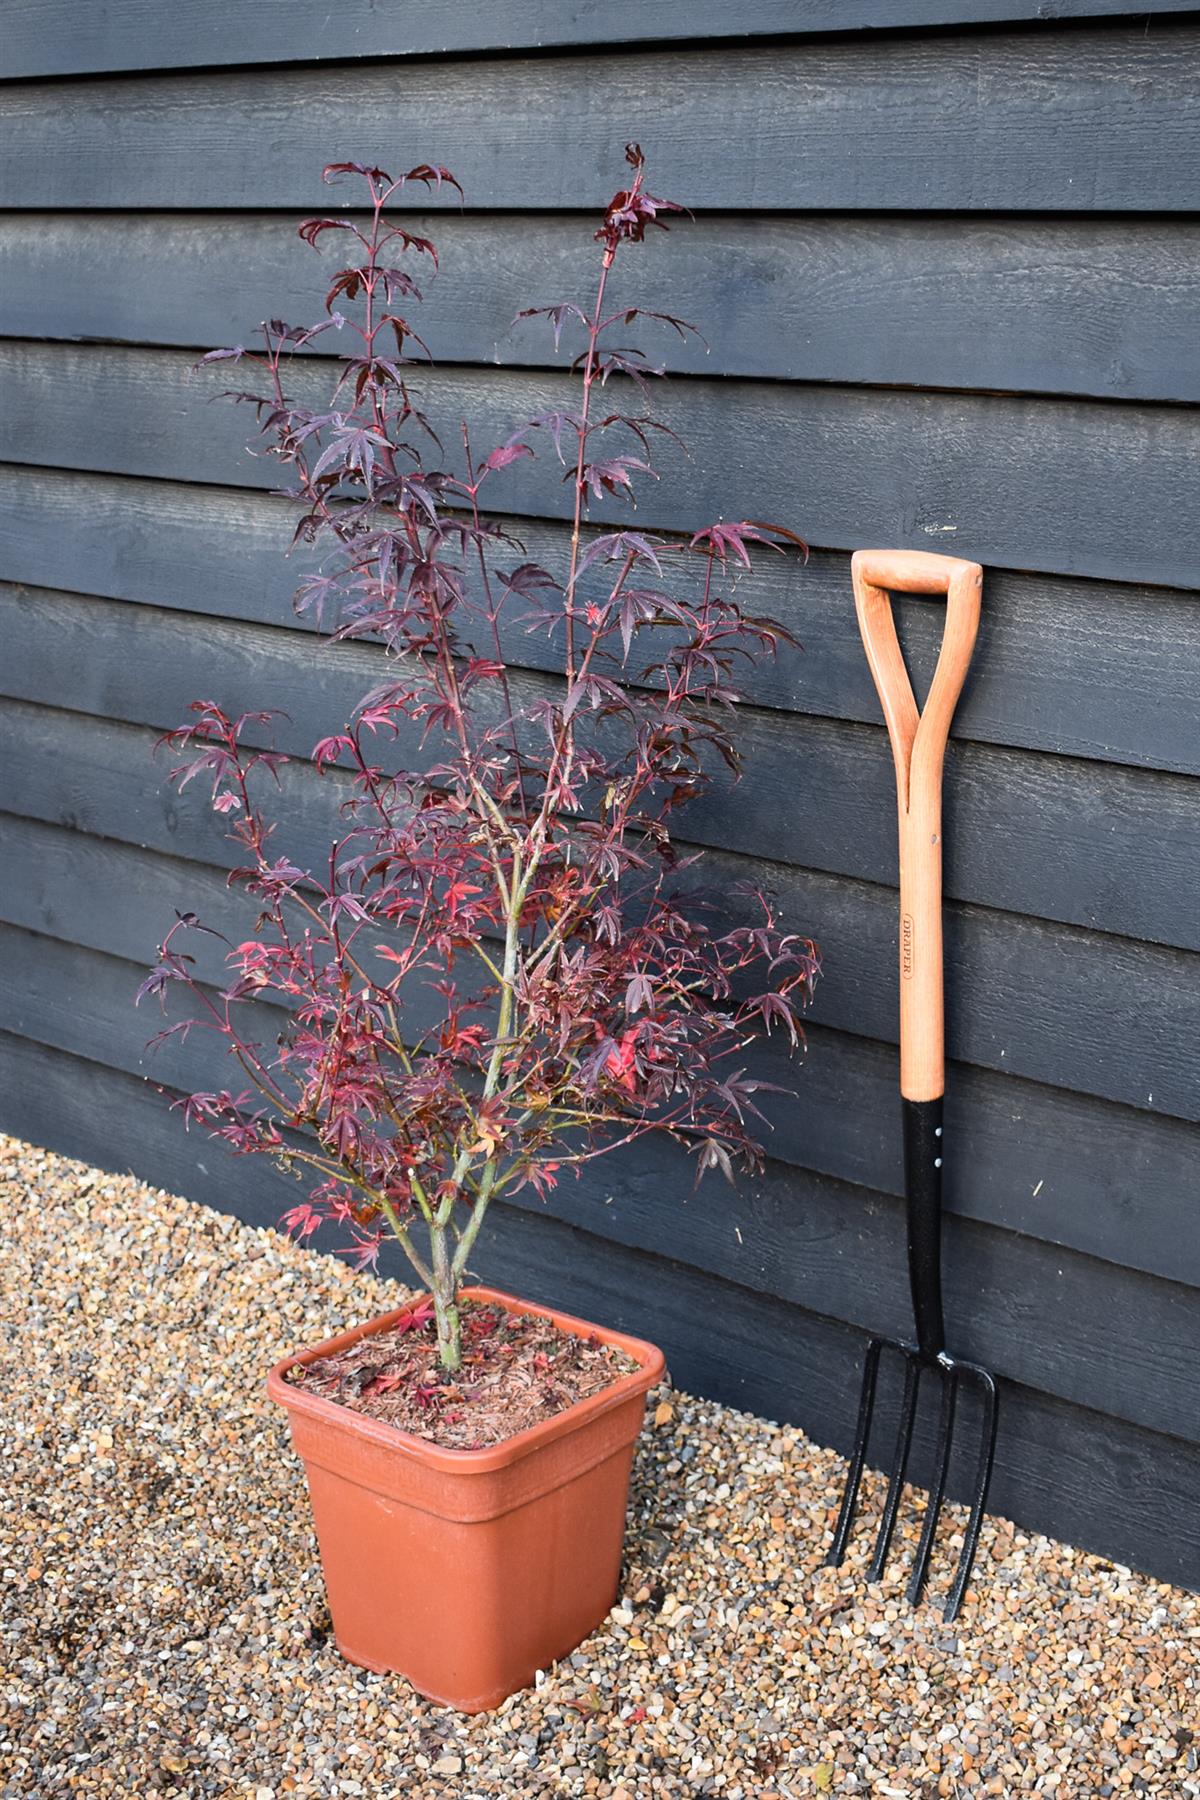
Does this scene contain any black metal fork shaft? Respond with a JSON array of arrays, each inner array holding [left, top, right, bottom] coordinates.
[[853, 1096, 946, 1588], [902, 1096, 946, 1360]]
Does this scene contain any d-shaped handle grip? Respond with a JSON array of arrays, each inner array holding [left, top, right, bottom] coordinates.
[[854, 547, 974, 596], [851, 549, 982, 1102]]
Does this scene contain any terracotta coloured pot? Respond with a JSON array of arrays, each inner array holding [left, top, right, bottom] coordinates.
[[267, 1283, 665, 1712]]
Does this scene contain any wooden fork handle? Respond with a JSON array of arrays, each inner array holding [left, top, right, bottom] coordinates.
[[851, 549, 982, 1102]]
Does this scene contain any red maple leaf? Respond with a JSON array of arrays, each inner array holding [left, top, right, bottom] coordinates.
[[396, 1299, 435, 1334], [368, 1372, 405, 1395]]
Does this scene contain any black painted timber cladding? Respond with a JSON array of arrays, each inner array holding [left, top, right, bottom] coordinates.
[[0, 9, 1197, 1587]]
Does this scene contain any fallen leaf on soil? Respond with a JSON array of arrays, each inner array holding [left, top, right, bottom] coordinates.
[[396, 1299, 435, 1333], [654, 1400, 674, 1427]]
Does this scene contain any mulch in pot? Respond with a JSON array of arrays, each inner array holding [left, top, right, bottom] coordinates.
[[282, 1297, 637, 1450]]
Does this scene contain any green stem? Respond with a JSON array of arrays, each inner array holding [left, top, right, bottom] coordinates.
[[438, 858, 523, 1222], [450, 1158, 499, 1281]]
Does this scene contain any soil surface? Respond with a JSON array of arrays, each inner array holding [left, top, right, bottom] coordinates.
[[284, 1297, 637, 1449]]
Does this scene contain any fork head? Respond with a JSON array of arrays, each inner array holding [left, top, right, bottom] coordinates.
[[825, 1336, 998, 1622]]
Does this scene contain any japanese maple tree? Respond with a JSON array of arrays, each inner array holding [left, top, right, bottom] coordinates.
[[141, 147, 818, 1373]]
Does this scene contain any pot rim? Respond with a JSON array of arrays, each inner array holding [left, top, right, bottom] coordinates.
[[267, 1282, 666, 1475]]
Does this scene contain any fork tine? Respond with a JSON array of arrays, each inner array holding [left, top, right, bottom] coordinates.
[[826, 1337, 884, 1566], [868, 1353, 921, 1582], [827, 1341, 999, 1617], [906, 1362, 959, 1607], [942, 1364, 999, 1622]]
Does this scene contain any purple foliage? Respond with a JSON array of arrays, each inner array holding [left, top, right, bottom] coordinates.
[[141, 146, 818, 1369]]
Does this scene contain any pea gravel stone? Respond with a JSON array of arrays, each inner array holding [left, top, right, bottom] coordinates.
[[1, 1134, 1196, 1799]]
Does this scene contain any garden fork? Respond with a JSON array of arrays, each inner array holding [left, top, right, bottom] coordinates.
[[825, 548, 998, 1623]]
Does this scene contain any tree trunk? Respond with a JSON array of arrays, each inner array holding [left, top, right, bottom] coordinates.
[[430, 1226, 462, 1373]]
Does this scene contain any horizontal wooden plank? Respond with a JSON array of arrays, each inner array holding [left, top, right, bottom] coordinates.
[[3, 28, 1200, 211], [6, 2, 1195, 81], [1, 697, 323, 878], [5, 467, 1199, 778], [5, 1029, 1198, 1590], [3, 343, 1198, 594], [471, 1212, 1200, 1594], [5, 677, 1199, 1122], [7, 210, 1200, 405], [4, 584, 1197, 959], [511, 1154, 1200, 1456], [4, 809, 1199, 1286], [0, 919, 1196, 1450]]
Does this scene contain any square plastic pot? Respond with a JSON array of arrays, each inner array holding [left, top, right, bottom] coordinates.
[[267, 1283, 666, 1712]]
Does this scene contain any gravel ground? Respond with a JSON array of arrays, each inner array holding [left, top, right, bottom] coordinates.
[[1, 1134, 1196, 1800]]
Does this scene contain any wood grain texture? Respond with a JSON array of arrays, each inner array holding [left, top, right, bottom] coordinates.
[[4, 803, 1197, 1290], [7, 678, 1198, 1126], [3, 27, 1200, 211], [0, 919, 1196, 1448], [4, 1026, 1198, 1588], [4, 585, 1197, 957], [2, 342, 1199, 594], [6, 1, 1195, 80], [4, 921, 1194, 1454], [3, 0, 1200, 1579], [464, 1211, 1200, 1594], [852, 551, 983, 1101], [6, 650, 1199, 1122], [5, 467, 1199, 778], [6, 210, 1200, 404]]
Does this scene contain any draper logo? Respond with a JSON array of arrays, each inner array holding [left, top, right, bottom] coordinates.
[[901, 914, 914, 979]]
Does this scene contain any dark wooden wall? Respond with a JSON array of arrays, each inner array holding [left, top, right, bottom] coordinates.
[[2, 7, 1198, 1588]]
